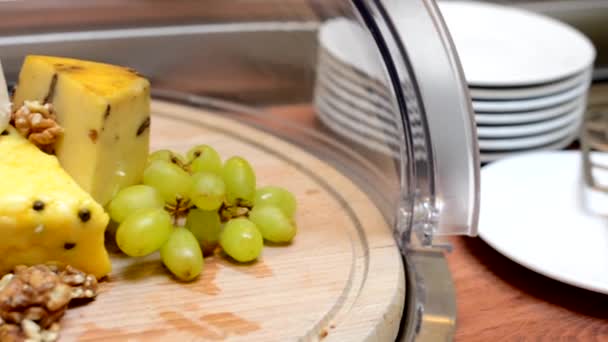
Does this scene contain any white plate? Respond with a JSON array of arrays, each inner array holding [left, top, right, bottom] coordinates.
[[438, 1, 596, 86], [478, 121, 580, 150], [472, 82, 588, 112], [320, 48, 590, 127], [320, 94, 399, 135], [316, 86, 577, 162], [314, 97, 400, 158], [318, 46, 392, 103], [316, 69, 395, 122], [476, 105, 583, 138], [469, 70, 591, 100], [317, 62, 391, 110], [479, 151, 608, 293], [320, 48, 590, 130], [319, 19, 386, 83], [479, 135, 576, 162], [317, 88, 400, 135], [318, 57, 583, 142], [314, 93, 400, 145], [475, 99, 582, 125]]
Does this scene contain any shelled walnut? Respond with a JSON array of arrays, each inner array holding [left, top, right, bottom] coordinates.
[[0, 265, 98, 342], [58, 265, 97, 300], [10, 101, 63, 153]]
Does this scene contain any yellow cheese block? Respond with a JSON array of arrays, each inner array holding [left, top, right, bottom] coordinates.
[[12, 55, 151, 206], [0, 126, 111, 278]]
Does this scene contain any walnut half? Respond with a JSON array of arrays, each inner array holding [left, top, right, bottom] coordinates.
[[10, 101, 63, 153], [0, 265, 98, 342]]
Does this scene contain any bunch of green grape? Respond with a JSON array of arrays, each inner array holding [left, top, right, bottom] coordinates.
[[107, 145, 298, 281]]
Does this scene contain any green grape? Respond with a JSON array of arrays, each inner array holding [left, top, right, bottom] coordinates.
[[222, 157, 256, 206], [161, 227, 204, 281], [188, 145, 222, 175], [249, 205, 297, 243], [108, 185, 165, 223], [220, 218, 263, 262], [186, 209, 222, 255], [148, 149, 187, 167], [116, 208, 173, 257], [143, 160, 193, 205], [255, 186, 297, 218], [190, 172, 225, 211]]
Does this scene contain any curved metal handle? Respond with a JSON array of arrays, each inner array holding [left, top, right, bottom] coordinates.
[[399, 249, 457, 342]]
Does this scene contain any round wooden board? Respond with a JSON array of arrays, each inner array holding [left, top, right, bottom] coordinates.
[[60, 100, 405, 341]]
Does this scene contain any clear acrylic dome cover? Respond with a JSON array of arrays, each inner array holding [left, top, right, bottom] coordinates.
[[0, 0, 479, 250]]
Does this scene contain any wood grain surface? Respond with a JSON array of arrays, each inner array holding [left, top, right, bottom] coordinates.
[[447, 237, 608, 341], [57, 100, 405, 341]]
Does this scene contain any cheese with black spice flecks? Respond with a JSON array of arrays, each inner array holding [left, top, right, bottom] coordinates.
[[12, 55, 151, 205], [0, 127, 110, 279]]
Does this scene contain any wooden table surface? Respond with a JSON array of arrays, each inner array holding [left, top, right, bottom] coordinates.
[[447, 86, 608, 341], [446, 237, 608, 341]]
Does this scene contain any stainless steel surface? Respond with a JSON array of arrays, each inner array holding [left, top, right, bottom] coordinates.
[[399, 249, 457, 342], [0, 24, 318, 104], [0, 0, 329, 34]]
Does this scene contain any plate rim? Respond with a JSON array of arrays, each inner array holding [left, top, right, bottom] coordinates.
[[474, 99, 582, 125], [478, 151, 608, 294], [479, 135, 575, 162], [438, 1, 596, 86], [469, 70, 591, 100], [314, 97, 400, 158], [478, 122, 580, 150], [471, 83, 589, 113], [476, 106, 582, 138]]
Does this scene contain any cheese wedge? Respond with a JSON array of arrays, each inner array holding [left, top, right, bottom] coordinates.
[[12, 55, 151, 206], [0, 126, 111, 278], [0, 60, 11, 133]]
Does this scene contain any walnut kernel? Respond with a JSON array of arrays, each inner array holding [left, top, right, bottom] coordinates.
[[10, 101, 63, 153], [0, 264, 98, 341]]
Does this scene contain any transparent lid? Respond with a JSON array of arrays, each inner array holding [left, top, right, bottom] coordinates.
[[0, 0, 479, 249]]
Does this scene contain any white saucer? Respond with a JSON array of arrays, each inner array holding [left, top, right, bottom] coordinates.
[[469, 70, 591, 100], [479, 135, 576, 162], [476, 105, 583, 138], [475, 99, 582, 125], [479, 151, 608, 293], [472, 83, 588, 113], [438, 1, 596, 86], [478, 122, 580, 150]]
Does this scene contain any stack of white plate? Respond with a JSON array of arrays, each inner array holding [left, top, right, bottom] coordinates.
[[313, 1, 596, 162], [313, 19, 403, 158]]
